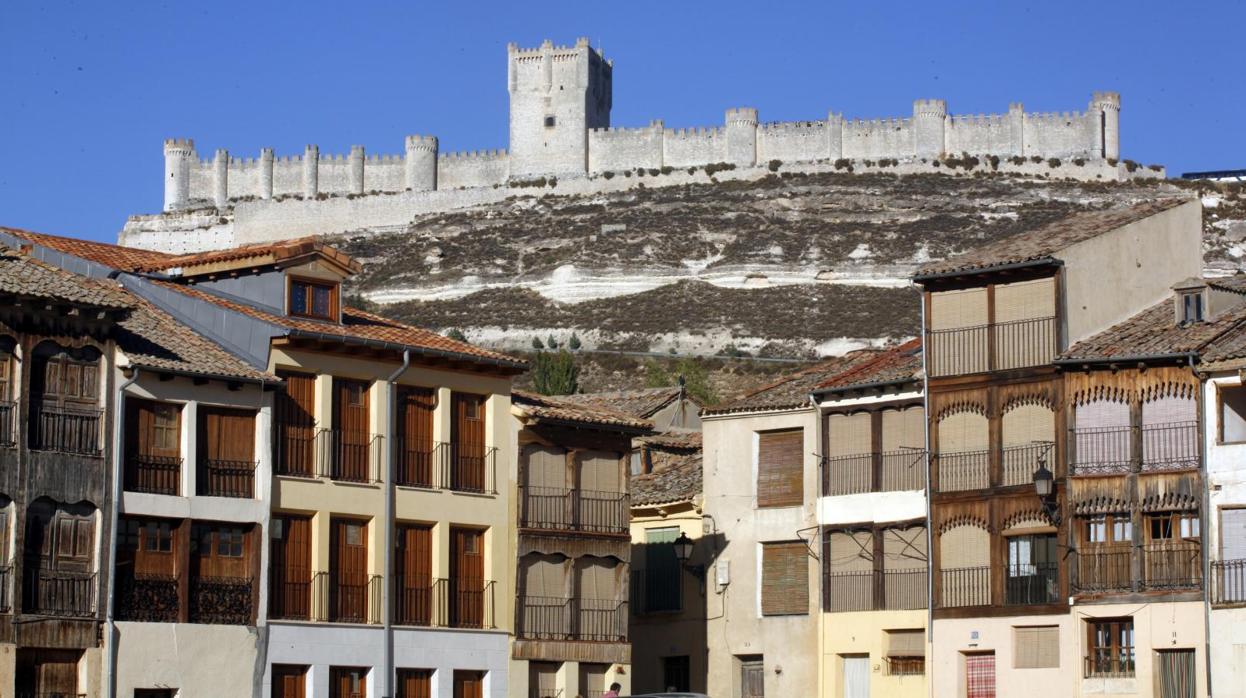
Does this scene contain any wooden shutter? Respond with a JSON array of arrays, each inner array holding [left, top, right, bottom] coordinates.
[[201, 407, 256, 462], [1014, 626, 1059, 669], [272, 665, 307, 698], [127, 399, 181, 459], [451, 527, 484, 627], [397, 386, 435, 485], [276, 371, 317, 476], [333, 379, 372, 482], [579, 450, 622, 493], [453, 670, 484, 698], [940, 524, 989, 569], [757, 429, 803, 508], [271, 515, 311, 619], [452, 393, 487, 491], [761, 541, 808, 616], [397, 669, 431, 698], [331, 518, 369, 622], [887, 629, 925, 657], [740, 659, 765, 698], [882, 406, 925, 451], [331, 667, 366, 698], [396, 523, 432, 624]]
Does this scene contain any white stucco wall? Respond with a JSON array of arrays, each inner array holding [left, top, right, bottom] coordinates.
[[1205, 372, 1246, 697]]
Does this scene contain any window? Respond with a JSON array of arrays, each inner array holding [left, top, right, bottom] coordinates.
[[662, 656, 690, 692], [1221, 384, 1246, 443], [640, 527, 682, 613], [1147, 513, 1199, 542], [143, 521, 173, 553], [544, 115, 556, 128], [1082, 515, 1131, 545], [1014, 626, 1059, 669], [761, 541, 808, 616], [885, 629, 926, 675], [1180, 292, 1204, 323], [757, 429, 803, 508], [1087, 618, 1134, 677], [196, 526, 244, 558], [1006, 534, 1058, 604], [288, 277, 338, 321]]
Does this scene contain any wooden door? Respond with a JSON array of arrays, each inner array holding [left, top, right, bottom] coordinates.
[[333, 378, 372, 481], [397, 669, 432, 698], [450, 527, 484, 627], [270, 515, 311, 619], [741, 658, 765, 698], [331, 666, 367, 698], [16, 648, 80, 696], [331, 518, 369, 622], [396, 523, 432, 625], [451, 393, 487, 491], [272, 664, 308, 698], [31, 346, 101, 452], [125, 398, 182, 495], [276, 371, 317, 476], [452, 670, 484, 698], [397, 386, 436, 487], [198, 406, 257, 497]]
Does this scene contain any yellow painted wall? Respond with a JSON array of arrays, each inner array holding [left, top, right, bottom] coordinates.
[[820, 610, 927, 698]]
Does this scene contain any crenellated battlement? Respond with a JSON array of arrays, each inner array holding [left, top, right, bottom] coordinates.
[[438, 149, 507, 161]]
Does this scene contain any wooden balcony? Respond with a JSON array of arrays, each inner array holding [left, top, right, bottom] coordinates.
[[926, 316, 1057, 378], [30, 406, 103, 456], [1072, 547, 1133, 593], [516, 595, 628, 642], [824, 568, 927, 612], [518, 486, 628, 534], [1072, 544, 1201, 594], [823, 450, 926, 496], [21, 568, 96, 617], [1070, 421, 1199, 476]]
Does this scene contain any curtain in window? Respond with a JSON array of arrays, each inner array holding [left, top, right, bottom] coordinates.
[[1156, 649, 1195, 698]]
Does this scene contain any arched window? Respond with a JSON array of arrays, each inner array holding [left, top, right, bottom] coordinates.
[[1001, 402, 1055, 486], [1073, 399, 1131, 474], [940, 522, 989, 607], [937, 410, 989, 491], [1141, 394, 1197, 471]]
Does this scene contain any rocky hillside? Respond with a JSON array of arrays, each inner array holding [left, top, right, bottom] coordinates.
[[336, 171, 1246, 358]]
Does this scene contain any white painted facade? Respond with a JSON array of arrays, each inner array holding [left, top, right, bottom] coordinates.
[[1205, 371, 1246, 698]]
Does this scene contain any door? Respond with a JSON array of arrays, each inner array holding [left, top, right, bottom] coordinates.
[[270, 515, 311, 620], [397, 386, 436, 487], [397, 669, 432, 698], [331, 666, 367, 698], [965, 653, 995, 698], [190, 523, 252, 623], [333, 378, 372, 481], [451, 527, 484, 627], [272, 664, 308, 698], [331, 518, 369, 622], [1221, 508, 1246, 602], [740, 657, 765, 698], [579, 662, 608, 696], [530, 662, 559, 698], [396, 523, 433, 625], [198, 406, 257, 497], [15, 648, 80, 697], [451, 392, 487, 491], [125, 398, 183, 495], [30, 345, 101, 453], [1157, 649, 1196, 698], [276, 371, 316, 476], [25, 503, 95, 615], [842, 655, 870, 698], [661, 656, 690, 692], [453, 671, 484, 698]]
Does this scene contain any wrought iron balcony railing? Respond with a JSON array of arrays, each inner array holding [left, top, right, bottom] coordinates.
[[823, 450, 927, 496], [268, 570, 383, 624], [22, 568, 96, 617], [124, 454, 181, 495], [1070, 421, 1200, 476], [938, 566, 990, 608], [1000, 442, 1054, 487], [519, 486, 629, 534], [190, 575, 254, 624], [516, 595, 628, 642], [198, 458, 257, 498], [1072, 547, 1133, 594], [30, 405, 103, 456], [926, 316, 1057, 378], [1141, 543, 1202, 590], [1213, 559, 1246, 606], [935, 449, 990, 492], [630, 567, 683, 615], [114, 572, 179, 622], [392, 575, 497, 630], [395, 438, 443, 489], [1070, 425, 1132, 475], [1085, 651, 1135, 679], [445, 443, 497, 494], [1004, 562, 1059, 605], [824, 568, 927, 613]]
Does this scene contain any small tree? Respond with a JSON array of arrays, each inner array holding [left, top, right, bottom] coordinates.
[[568, 333, 582, 350], [445, 328, 467, 342], [546, 334, 560, 350], [532, 350, 579, 396], [531, 336, 545, 350]]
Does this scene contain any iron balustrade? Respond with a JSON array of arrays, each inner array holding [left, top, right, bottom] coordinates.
[[823, 451, 926, 495], [1140, 421, 1199, 472], [939, 566, 990, 608], [446, 443, 497, 494], [1000, 442, 1054, 487], [190, 575, 254, 624], [30, 406, 103, 455], [630, 568, 682, 614], [448, 577, 495, 629], [22, 568, 96, 617], [926, 324, 989, 377], [993, 316, 1058, 371], [1141, 543, 1202, 590], [823, 453, 873, 495], [1212, 559, 1246, 605], [1070, 425, 1132, 475], [881, 449, 927, 492], [124, 454, 181, 495], [1085, 651, 1135, 679], [393, 573, 435, 626], [114, 572, 179, 622], [1072, 548, 1133, 594], [198, 459, 257, 498], [824, 569, 927, 612], [517, 595, 572, 639], [1004, 562, 1059, 605], [395, 438, 443, 488], [576, 489, 629, 533], [935, 449, 990, 492], [391, 576, 495, 629], [0, 563, 10, 612], [274, 420, 316, 477], [518, 487, 629, 534], [329, 572, 383, 624], [516, 596, 627, 642], [926, 316, 1057, 377], [0, 400, 14, 447], [268, 568, 315, 621], [317, 428, 383, 483], [15, 693, 88, 698]]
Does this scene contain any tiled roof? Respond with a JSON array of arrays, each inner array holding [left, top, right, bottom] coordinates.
[[1, 227, 175, 271], [558, 386, 690, 418], [814, 338, 923, 393], [636, 430, 701, 451], [914, 198, 1192, 279], [0, 245, 133, 309], [631, 450, 702, 507], [512, 390, 654, 431], [117, 296, 277, 382], [137, 236, 363, 274], [703, 350, 884, 415]]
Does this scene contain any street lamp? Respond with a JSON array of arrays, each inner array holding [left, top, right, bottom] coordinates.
[[1032, 457, 1060, 525], [672, 531, 705, 580]]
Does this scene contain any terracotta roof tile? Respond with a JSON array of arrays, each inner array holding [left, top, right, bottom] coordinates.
[[1061, 288, 1246, 363], [915, 199, 1191, 279], [635, 431, 701, 451], [117, 296, 277, 382], [138, 236, 363, 274], [512, 390, 654, 431], [0, 246, 134, 309], [814, 338, 923, 393], [2, 227, 176, 271], [558, 386, 690, 418], [703, 350, 884, 415], [630, 450, 702, 507]]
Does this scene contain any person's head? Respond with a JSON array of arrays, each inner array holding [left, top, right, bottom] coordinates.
[[609, 683, 621, 692]]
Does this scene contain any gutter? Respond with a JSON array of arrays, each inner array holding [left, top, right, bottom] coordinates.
[[1051, 351, 1199, 367], [1198, 354, 1214, 696], [809, 378, 920, 399], [105, 368, 141, 698], [383, 349, 411, 698], [912, 257, 1062, 284], [125, 364, 280, 388], [286, 328, 527, 372], [920, 295, 934, 698]]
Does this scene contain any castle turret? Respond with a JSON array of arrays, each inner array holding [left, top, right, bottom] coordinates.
[[725, 107, 758, 167], [508, 37, 612, 178], [913, 99, 947, 159], [163, 138, 195, 211], [260, 148, 274, 199], [1091, 91, 1121, 160], [349, 145, 365, 194], [1008, 102, 1025, 157], [213, 149, 229, 208], [404, 135, 438, 191], [827, 111, 844, 160], [303, 145, 319, 198]]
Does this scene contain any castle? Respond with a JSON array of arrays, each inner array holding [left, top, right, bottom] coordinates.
[[128, 38, 1142, 252]]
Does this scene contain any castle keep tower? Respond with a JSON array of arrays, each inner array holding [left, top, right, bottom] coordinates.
[[1091, 91, 1121, 161], [163, 138, 194, 211], [508, 38, 612, 178]]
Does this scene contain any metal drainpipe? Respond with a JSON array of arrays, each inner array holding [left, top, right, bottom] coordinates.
[[1197, 357, 1214, 696], [809, 392, 827, 698], [919, 299, 934, 698], [105, 367, 141, 698], [382, 350, 410, 698]]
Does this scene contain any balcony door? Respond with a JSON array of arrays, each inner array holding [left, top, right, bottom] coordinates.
[[270, 514, 311, 620], [272, 665, 308, 698], [1006, 534, 1057, 604], [451, 393, 487, 491], [276, 371, 316, 476], [125, 398, 182, 495], [190, 523, 252, 624], [24, 500, 95, 616], [450, 527, 484, 627], [330, 518, 369, 622], [29, 343, 101, 453], [395, 523, 432, 625], [333, 379, 372, 482], [115, 518, 178, 622], [397, 386, 436, 487], [198, 406, 257, 497], [331, 666, 367, 698]]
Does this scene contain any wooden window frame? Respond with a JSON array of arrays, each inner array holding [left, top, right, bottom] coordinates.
[[1086, 617, 1135, 677], [1080, 514, 1131, 546], [287, 275, 340, 322], [1217, 383, 1246, 445], [1146, 512, 1200, 543]]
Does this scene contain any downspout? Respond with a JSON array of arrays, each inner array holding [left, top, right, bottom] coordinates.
[[383, 350, 410, 698], [919, 298, 934, 698], [809, 392, 826, 698], [105, 367, 141, 698], [1197, 357, 1214, 697]]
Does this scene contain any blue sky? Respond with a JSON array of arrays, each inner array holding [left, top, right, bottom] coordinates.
[[2, 1, 1242, 242]]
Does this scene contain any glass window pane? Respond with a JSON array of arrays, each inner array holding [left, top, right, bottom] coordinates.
[[311, 284, 332, 318], [290, 282, 308, 315]]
